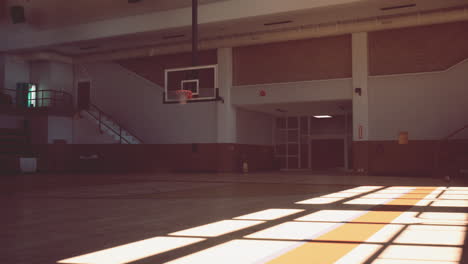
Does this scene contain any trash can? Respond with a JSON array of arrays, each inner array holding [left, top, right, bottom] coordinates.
[[20, 157, 37, 173]]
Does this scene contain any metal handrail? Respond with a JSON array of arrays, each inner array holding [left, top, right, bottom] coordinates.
[[85, 103, 143, 144], [434, 123, 468, 176], [443, 124, 468, 141], [1, 88, 73, 110]]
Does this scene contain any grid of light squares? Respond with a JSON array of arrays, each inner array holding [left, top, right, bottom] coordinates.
[[296, 186, 383, 204], [58, 186, 468, 264]]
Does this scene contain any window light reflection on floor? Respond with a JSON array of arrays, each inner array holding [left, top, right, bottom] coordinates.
[[394, 225, 466, 246], [345, 198, 392, 205], [295, 210, 368, 222], [234, 209, 304, 221], [374, 245, 463, 263], [164, 239, 298, 264], [448, 187, 468, 191], [334, 244, 382, 264], [169, 220, 264, 237], [295, 186, 383, 204], [439, 194, 468, 200], [57, 237, 205, 264], [431, 200, 468, 207], [296, 197, 345, 204], [245, 221, 339, 240], [443, 190, 468, 195]]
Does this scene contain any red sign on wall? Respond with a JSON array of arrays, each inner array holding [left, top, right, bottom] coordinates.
[[358, 125, 363, 139]]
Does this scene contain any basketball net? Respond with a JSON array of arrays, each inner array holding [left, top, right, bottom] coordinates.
[[176, 90, 193, 104]]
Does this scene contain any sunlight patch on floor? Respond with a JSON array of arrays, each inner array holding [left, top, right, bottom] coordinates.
[[169, 220, 265, 237], [57, 237, 205, 264], [234, 209, 304, 221]]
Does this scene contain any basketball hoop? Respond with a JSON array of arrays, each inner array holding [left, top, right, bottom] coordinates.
[[176, 90, 193, 104]]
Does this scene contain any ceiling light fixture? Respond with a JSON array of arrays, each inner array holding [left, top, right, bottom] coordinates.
[[380, 4, 416, 11], [314, 115, 333, 119], [264, 20, 292, 26]]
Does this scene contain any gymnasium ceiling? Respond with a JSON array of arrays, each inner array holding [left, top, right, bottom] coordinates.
[[2, 0, 468, 56], [3, 0, 227, 29]]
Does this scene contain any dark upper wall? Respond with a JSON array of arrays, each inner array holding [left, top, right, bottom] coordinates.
[[369, 21, 468, 76], [117, 50, 217, 87], [233, 34, 352, 86]]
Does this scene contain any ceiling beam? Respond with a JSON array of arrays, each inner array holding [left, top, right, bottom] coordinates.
[[73, 7, 468, 63], [0, 0, 362, 52]]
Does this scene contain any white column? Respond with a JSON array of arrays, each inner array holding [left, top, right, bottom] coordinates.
[[344, 110, 349, 170], [352, 32, 369, 141], [216, 48, 237, 143], [0, 55, 5, 88]]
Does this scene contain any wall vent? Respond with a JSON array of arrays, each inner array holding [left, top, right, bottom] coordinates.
[[264, 20, 292, 26], [381, 4, 416, 11]]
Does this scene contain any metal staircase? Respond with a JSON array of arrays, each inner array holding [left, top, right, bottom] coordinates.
[[81, 104, 143, 144]]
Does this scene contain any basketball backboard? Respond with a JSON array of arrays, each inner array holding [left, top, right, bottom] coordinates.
[[163, 64, 221, 104]]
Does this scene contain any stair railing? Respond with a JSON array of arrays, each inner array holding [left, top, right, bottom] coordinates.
[[434, 123, 468, 177], [84, 103, 143, 144], [1, 88, 73, 112]]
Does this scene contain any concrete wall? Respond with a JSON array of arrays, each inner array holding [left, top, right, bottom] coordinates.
[[0, 115, 23, 129], [50, 62, 74, 94], [236, 108, 273, 145], [30, 61, 50, 91], [369, 58, 468, 141], [72, 117, 117, 144], [309, 115, 350, 139], [232, 78, 353, 105], [0, 55, 5, 88], [48, 116, 72, 143], [31, 61, 74, 92], [76, 62, 218, 144], [4, 55, 29, 90]]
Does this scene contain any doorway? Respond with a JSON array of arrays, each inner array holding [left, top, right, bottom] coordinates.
[[274, 114, 351, 170]]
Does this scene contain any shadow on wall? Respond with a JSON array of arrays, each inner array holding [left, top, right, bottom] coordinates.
[[33, 144, 275, 173], [353, 140, 468, 177]]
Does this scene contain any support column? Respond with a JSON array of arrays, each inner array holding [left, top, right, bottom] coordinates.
[[344, 110, 349, 170], [216, 48, 237, 143], [352, 32, 370, 172], [0, 55, 5, 89]]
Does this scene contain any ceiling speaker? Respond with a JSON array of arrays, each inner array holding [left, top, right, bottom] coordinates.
[[10, 5, 26, 24]]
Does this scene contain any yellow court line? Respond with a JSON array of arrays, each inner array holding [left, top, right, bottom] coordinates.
[[266, 187, 437, 264]]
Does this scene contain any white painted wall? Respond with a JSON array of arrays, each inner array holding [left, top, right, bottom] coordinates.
[[30, 61, 73, 92], [309, 116, 349, 139], [0, 55, 5, 88], [369, 59, 468, 141], [72, 117, 117, 144], [4, 55, 29, 90], [352, 32, 369, 141], [0, 115, 23, 129], [232, 78, 352, 105], [217, 48, 237, 143], [75, 62, 218, 144], [236, 108, 273, 145], [48, 116, 72, 143], [50, 62, 74, 94], [30, 61, 50, 90]]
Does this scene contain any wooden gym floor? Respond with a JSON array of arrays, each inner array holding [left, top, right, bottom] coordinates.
[[2, 171, 468, 264]]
